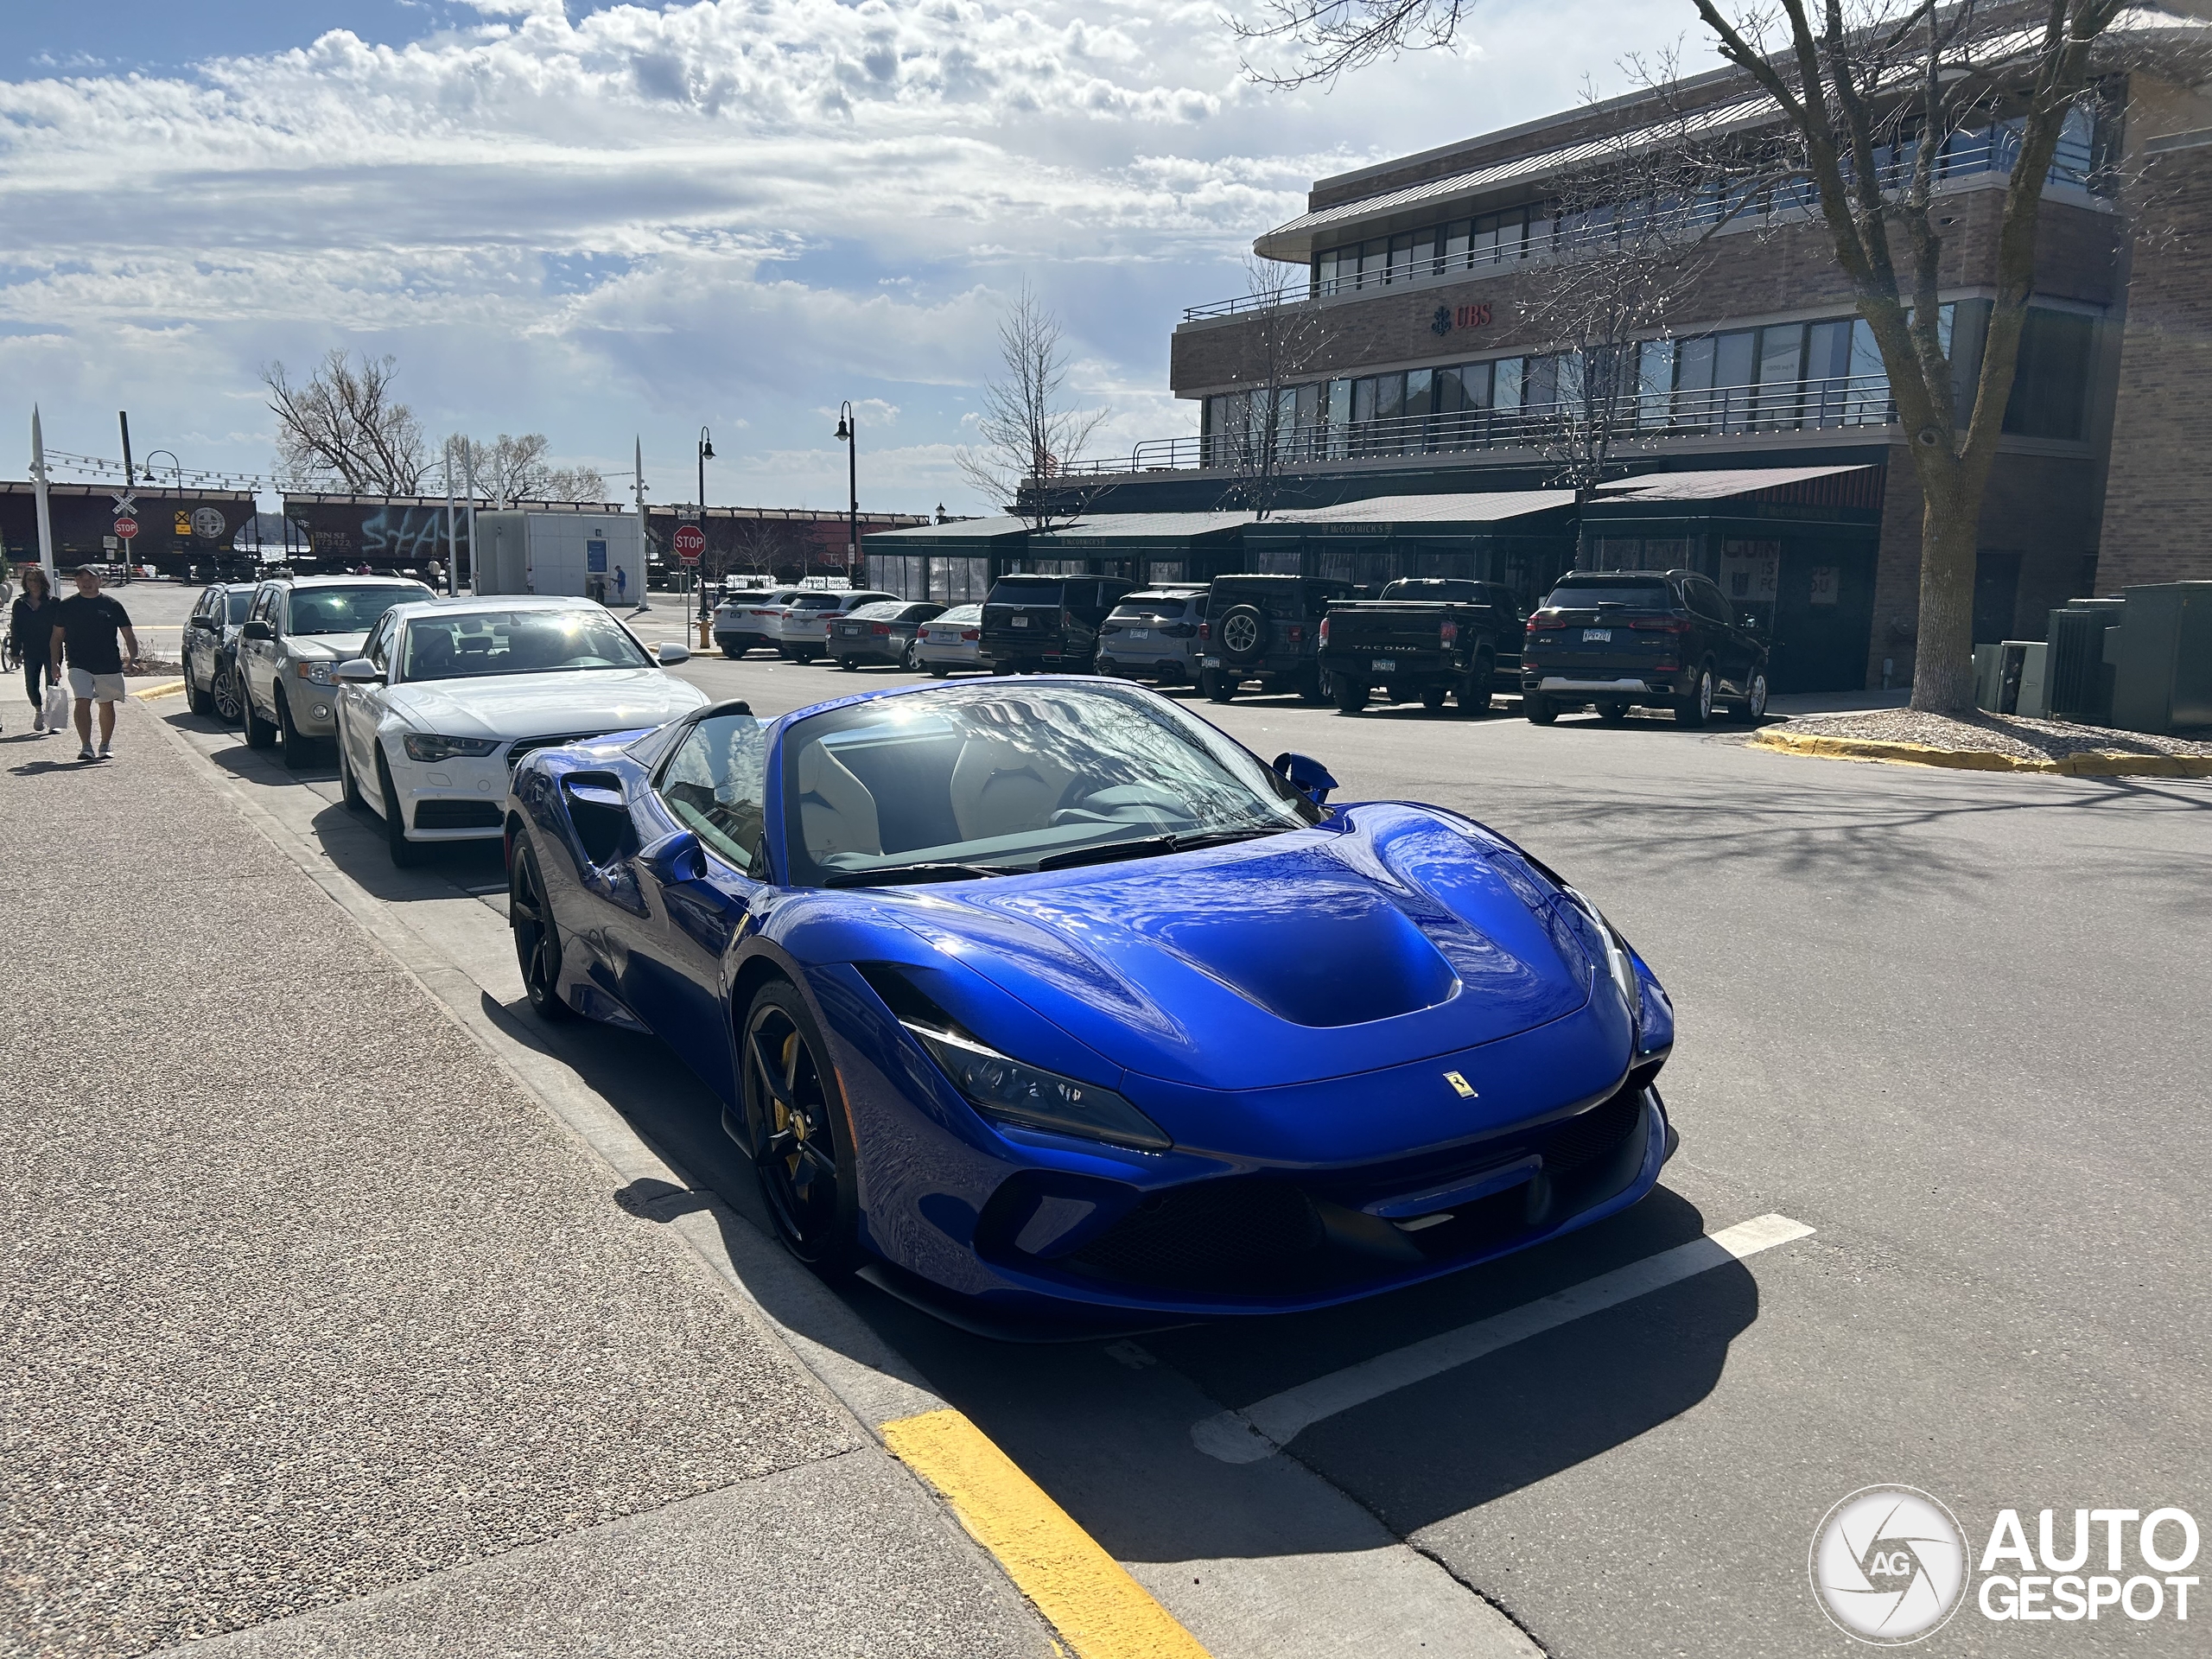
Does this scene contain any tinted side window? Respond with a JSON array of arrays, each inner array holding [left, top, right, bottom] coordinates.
[[365, 615, 397, 671], [1686, 579, 1728, 622], [658, 715, 769, 874]]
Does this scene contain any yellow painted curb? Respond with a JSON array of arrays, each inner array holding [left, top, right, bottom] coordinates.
[[1751, 728, 2212, 779], [882, 1408, 1211, 1659], [130, 678, 188, 701]]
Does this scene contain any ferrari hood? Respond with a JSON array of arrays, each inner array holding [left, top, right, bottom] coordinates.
[[895, 804, 1594, 1092], [386, 669, 708, 740]]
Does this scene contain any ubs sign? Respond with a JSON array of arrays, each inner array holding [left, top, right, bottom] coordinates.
[[1431, 302, 1496, 337]]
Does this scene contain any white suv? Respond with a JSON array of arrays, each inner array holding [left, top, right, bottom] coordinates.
[[713, 588, 799, 658], [774, 590, 899, 663]]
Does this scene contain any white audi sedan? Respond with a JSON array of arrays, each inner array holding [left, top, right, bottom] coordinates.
[[332, 595, 709, 866]]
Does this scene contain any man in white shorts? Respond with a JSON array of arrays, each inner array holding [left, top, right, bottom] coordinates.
[[49, 566, 141, 761]]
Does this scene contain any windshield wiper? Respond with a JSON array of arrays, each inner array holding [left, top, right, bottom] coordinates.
[[822, 861, 1011, 888], [1033, 826, 1290, 872]]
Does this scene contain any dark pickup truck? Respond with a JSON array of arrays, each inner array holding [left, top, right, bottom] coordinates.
[[1520, 568, 1770, 727], [1317, 579, 1525, 715]]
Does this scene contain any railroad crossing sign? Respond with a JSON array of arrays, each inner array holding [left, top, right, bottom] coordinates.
[[110, 491, 138, 518], [671, 524, 706, 564], [113, 517, 140, 540]]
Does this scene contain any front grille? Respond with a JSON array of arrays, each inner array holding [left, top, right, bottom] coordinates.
[[506, 732, 606, 769], [413, 799, 503, 830], [1064, 1182, 1325, 1291], [1041, 1078, 1654, 1298]]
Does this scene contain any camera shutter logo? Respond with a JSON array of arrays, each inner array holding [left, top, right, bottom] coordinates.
[[1809, 1485, 1968, 1644]]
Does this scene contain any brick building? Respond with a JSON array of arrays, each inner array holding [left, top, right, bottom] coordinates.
[[1048, 11, 2212, 692]]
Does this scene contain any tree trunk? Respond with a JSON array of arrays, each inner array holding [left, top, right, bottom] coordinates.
[[1910, 493, 1979, 716]]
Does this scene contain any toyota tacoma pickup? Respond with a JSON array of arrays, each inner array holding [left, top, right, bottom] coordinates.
[[1317, 578, 1525, 715]]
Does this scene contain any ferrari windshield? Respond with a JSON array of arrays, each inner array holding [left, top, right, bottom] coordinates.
[[781, 682, 1315, 887], [399, 608, 652, 681]]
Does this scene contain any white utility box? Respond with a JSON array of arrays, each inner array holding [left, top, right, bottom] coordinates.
[[471, 511, 645, 602]]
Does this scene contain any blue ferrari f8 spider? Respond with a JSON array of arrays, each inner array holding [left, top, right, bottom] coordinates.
[[503, 677, 1675, 1321]]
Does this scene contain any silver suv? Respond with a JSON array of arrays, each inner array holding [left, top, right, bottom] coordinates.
[[236, 575, 435, 768]]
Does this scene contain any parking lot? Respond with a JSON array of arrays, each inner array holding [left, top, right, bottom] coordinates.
[[127, 594, 2212, 1658]]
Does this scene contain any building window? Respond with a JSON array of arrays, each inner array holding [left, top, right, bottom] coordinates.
[[2004, 308, 2094, 440]]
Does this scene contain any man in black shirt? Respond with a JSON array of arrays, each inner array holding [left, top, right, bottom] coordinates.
[[49, 566, 141, 761]]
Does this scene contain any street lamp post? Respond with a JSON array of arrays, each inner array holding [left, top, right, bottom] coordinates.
[[145, 449, 183, 487], [696, 427, 715, 639], [834, 402, 858, 583]]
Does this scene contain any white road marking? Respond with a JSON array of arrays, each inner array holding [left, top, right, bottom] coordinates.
[[1190, 1212, 1815, 1463]]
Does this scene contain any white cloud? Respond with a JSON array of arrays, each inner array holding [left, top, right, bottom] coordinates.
[[0, 0, 1715, 512]]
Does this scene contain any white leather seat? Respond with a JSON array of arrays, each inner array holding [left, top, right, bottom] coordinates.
[[949, 734, 1081, 842], [796, 741, 881, 859]]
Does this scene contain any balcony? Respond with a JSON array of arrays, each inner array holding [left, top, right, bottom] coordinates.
[[1183, 120, 2104, 325], [1053, 373, 1897, 478]]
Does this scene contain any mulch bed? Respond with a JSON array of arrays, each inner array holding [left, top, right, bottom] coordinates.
[[1781, 708, 2212, 762]]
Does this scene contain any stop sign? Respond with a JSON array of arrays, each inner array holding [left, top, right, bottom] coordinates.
[[672, 524, 705, 563], [114, 517, 139, 540]]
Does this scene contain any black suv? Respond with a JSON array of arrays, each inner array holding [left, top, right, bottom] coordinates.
[[980, 575, 1136, 673], [1199, 575, 1358, 703], [1521, 569, 1770, 727]]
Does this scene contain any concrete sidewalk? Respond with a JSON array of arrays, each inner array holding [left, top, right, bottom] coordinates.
[[0, 706, 1052, 1658]]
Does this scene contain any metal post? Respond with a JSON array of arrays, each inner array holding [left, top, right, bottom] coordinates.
[[443, 438, 458, 597], [632, 435, 650, 612], [835, 401, 858, 585], [464, 451, 480, 596], [117, 411, 135, 581], [30, 407, 55, 587]]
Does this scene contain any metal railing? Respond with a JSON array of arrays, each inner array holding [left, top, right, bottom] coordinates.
[[1181, 122, 2100, 323], [1052, 372, 1897, 477]]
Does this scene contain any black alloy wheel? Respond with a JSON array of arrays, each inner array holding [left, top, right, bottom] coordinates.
[[721, 644, 742, 659], [1676, 665, 1715, 728], [741, 982, 859, 1268], [1599, 701, 1630, 724], [838, 656, 858, 671], [376, 749, 426, 868], [241, 675, 277, 748], [509, 838, 572, 1021], [184, 656, 215, 717], [928, 663, 951, 679], [1202, 669, 1236, 703], [1332, 677, 1369, 714], [213, 659, 242, 725], [1459, 651, 1495, 714], [1525, 693, 1558, 725]]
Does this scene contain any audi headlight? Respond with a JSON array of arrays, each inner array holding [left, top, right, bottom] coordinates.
[[1561, 887, 1643, 1027], [403, 733, 501, 763], [905, 1023, 1171, 1151], [295, 660, 335, 684]]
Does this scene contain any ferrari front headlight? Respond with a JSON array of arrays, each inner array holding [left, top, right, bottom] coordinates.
[[905, 1023, 1172, 1151], [1562, 887, 1643, 1028]]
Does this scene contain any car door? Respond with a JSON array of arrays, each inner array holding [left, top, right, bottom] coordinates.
[[341, 612, 399, 788], [241, 585, 281, 709], [1686, 576, 1748, 693], [184, 588, 215, 684], [622, 711, 770, 1100]]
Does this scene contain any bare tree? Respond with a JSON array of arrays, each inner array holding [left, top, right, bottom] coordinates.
[[1516, 102, 1721, 563], [264, 351, 427, 494], [447, 433, 607, 505], [956, 283, 1112, 530], [724, 518, 794, 584], [1234, 0, 2139, 715], [1216, 255, 1328, 520]]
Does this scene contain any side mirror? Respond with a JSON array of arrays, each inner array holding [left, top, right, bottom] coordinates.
[[654, 642, 690, 666], [638, 828, 707, 884], [1271, 751, 1338, 804], [188, 613, 217, 630], [241, 619, 273, 641], [334, 658, 383, 684]]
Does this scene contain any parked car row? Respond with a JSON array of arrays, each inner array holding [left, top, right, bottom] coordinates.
[[181, 576, 704, 864], [734, 569, 1771, 727]]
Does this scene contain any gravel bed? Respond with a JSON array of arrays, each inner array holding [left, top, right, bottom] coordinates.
[[1777, 707, 2212, 761]]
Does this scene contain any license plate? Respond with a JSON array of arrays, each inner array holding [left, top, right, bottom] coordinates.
[[1012, 615, 1030, 628], [1203, 656, 1221, 668], [1128, 628, 1149, 639], [1583, 628, 1612, 643], [1370, 658, 1396, 673]]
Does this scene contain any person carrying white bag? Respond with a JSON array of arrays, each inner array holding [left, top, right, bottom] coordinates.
[[7, 565, 63, 735]]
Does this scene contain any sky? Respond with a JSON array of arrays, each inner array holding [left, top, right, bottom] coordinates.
[[1, 0, 1719, 515]]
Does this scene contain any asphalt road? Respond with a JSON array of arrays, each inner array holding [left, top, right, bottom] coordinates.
[[148, 617, 2212, 1657]]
